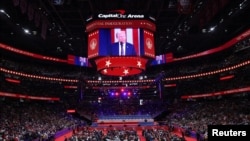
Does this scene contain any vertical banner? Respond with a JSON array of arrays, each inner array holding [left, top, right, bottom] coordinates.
[[13, 0, 20, 7], [132, 28, 140, 55], [88, 30, 99, 59], [20, 0, 28, 14], [143, 30, 155, 58], [41, 16, 48, 39], [165, 52, 174, 63], [219, 0, 229, 8], [27, 3, 35, 21], [99, 29, 111, 56], [34, 10, 41, 27], [67, 54, 75, 65], [211, 1, 219, 18]]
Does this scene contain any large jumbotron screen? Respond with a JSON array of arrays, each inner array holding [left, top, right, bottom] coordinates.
[[86, 14, 156, 76], [98, 28, 142, 56], [88, 27, 155, 58]]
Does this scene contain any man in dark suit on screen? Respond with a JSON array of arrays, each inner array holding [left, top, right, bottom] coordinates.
[[110, 30, 136, 56]]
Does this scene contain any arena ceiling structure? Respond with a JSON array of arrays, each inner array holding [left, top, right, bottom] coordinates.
[[1, 0, 250, 100], [1, 0, 249, 57]]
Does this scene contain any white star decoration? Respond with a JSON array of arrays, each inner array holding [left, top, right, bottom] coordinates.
[[137, 61, 142, 68], [123, 69, 129, 75], [105, 60, 111, 67]]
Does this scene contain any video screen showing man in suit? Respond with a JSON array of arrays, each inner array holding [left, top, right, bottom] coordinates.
[[110, 30, 136, 56]]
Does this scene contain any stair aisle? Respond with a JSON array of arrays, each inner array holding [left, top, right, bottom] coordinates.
[[137, 128, 146, 141]]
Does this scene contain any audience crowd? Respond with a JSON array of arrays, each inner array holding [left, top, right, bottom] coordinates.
[[0, 98, 85, 141], [0, 95, 249, 141]]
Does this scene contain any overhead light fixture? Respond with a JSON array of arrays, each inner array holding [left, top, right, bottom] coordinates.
[[23, 28, 31, 34], [209, 26, 217, 32], [0, 9, 10, 18]]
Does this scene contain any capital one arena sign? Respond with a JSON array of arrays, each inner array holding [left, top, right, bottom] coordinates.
[[98, 13, 145, 19]]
